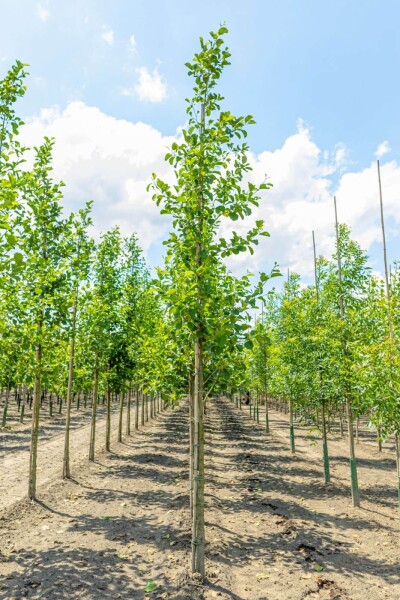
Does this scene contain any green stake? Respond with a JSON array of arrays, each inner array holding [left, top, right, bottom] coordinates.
[[2, 404, 7, 427], [398, 477, 400, 513], [323, 441, 330, 484], [349, 458, 360, 506], [290, 424, 295, 454]]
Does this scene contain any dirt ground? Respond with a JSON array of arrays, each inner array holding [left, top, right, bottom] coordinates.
[[0, 398, 399, 599]]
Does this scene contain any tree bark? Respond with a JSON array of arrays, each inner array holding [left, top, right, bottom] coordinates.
[[28, 318, 42, 500], [89, 368, 99, 461]]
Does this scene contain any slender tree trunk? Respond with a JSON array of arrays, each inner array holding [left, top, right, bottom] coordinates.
[[265, 390, 269, 433], [377, 426, 382, 452], [346, 399, 359, 506], [141, 390, 145, 426], [1, 384, 10, 428], [192, 337, 205, 575], [105, 382, 111, 452], [135, 387, 139, 430], [118, 391, 124, 442], [189, 371, 194, 515], [395, 435, 400, 511], [322, 400, 330, 484], [192, 100, 206, 576], [89, 368, 99, 461], [28, 319, 42, 500], [63, 289, 78, 479], [289, 399, 295, 454], [126, 387, 131, 435]]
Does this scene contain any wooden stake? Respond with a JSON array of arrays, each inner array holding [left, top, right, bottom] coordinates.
[[312, 230, 330, 484], [334, 197, 359, 506]]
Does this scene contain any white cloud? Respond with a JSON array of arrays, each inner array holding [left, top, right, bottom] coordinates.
[[21, 102, 175, 255], [375, 140, 391, 159], [101, 27, 114, 46], [222, 125, 400, 278], [37, 3, 49, 21], [129, 35, 137, 52], [20, 104, 400, 279], [133, 67, 167, 103]]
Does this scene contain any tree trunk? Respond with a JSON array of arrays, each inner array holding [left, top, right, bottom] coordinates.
[[1, 384, 10, 428], [321, 400, 330, 484], [118, 391, 124, 442], [126, 387, 131, 435], [89, 368, 99, 461], [346, 400, 360, 507], [28, 319, 42, 500], [289, 399, 295, 454], [377, 427, 382, 452], [63, 290, 78, 479], [191, 337, 205, 575], [135, 387, 139, 430], [105, 382, 111, 452], [189, 371, 194, 515]]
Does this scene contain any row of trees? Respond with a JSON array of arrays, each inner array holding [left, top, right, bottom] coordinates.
[[0, 62, 181, 498], [248, 210, 400, 509]]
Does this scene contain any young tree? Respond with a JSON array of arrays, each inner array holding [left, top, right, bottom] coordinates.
[[62, 204, 93, 478], [15, 138, 68, 499], [150, 26, 274, 575]]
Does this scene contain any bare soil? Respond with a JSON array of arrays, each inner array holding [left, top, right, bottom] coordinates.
[[0, 398, 399, 599]]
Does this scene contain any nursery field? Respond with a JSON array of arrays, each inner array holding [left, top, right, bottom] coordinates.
[[1, 24, 400, 600], [1, 397, 399, 600]]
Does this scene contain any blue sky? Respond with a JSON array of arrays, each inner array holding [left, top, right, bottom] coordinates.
[[1, 0, 400, 279]]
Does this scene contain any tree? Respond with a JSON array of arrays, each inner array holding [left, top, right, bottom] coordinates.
[[15, 138, 68, 499], [150, 26, 274, 575], [62, 204, 93, 478]]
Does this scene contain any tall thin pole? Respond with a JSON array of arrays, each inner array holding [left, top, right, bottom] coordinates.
[[286, 269, 295, 453], [377, 160, 393, 336], [312, 231, 319, 303], [377, 160, 400, 505], [312, 231, 330, 483], [261, 301, 269, 433], [334, 198, 359, 506], [192, 102, 205, 575]]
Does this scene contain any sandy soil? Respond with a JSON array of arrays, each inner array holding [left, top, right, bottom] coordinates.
[[0, 404, 118, 510], [0, 398, 399, 599]]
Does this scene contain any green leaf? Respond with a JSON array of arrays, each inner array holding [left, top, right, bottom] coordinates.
[[144, 580, 157, 593], [314, 564, 324, 572]]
